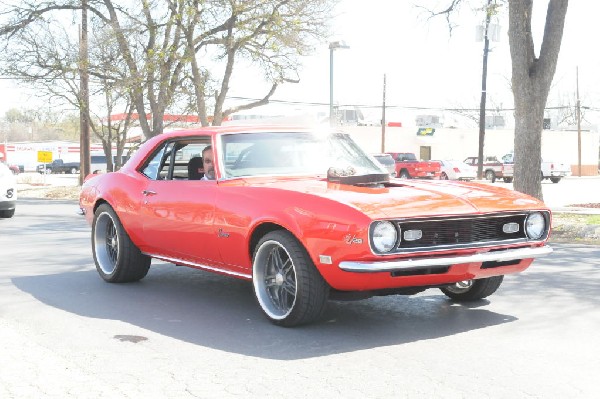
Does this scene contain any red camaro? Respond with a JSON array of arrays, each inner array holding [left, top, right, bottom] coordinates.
[[80, 126, 553, 327]]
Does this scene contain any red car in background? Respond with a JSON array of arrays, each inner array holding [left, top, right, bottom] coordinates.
[[80, 126, 553, 327], [386, 152, 441, 179], [8, 164, 20, 175]]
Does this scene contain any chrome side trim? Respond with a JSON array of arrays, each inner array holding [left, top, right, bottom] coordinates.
[[339, 245, 553, 273], [145, 253, 252, 280]]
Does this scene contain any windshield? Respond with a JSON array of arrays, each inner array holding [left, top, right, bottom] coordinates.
[[220, 131, 387, 179]]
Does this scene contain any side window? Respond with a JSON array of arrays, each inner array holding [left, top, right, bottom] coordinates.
[[141, 138, 211, 180], [141, 143, 172, 180], [172, 141, 208, 179]]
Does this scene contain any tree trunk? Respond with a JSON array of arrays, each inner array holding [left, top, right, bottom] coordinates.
[[508, 0, 568, 200]]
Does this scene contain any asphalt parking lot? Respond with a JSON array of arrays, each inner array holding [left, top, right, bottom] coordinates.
[[0, 190, 599, 398]]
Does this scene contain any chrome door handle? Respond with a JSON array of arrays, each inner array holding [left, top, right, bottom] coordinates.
[[142, 190, 157, 196]]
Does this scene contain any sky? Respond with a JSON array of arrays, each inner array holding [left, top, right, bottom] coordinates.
[[231, 0, 600, 127], [1, 1, 599, 128]]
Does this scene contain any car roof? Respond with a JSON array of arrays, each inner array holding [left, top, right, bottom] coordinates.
[[122, 125, 344, 173], [159, 125, 335, 139]]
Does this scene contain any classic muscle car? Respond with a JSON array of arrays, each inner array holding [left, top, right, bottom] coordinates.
[[80, 126, 553, 327]]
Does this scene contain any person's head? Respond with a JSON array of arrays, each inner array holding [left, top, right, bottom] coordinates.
[[202, 145, 215, 180]]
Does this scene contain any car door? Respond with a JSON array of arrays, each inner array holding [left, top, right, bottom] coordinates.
[[138, 139, 222, 267]]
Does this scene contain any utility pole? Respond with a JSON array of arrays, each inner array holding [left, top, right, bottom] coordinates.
[[381, 74, 386, 153], [576, 66, 581, 177], [79, 0, 91, 184], [477, 0, 492, 180]]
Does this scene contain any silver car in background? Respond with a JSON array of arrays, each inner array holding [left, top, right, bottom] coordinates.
[[371, 154, 396, 177]]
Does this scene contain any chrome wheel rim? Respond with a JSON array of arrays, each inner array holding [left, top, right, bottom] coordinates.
[[253, 240, 297, 320], [94, 212, 119, 275], [446, 280, 473, 294]]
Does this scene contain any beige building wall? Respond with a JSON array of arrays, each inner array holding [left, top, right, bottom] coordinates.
[[343, 126, 599, 175]]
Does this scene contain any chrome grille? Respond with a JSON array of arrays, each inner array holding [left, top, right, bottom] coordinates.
[[399, 214, 526, 249]]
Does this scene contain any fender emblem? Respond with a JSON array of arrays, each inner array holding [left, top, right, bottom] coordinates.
[[344, 234, 363, 245]]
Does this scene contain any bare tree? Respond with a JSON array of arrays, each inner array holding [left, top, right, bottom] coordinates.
[[508, 0, 568, 200], [1, 0, 336, 138], [422, 0, 568, 200], [0, 14, 135, 165]]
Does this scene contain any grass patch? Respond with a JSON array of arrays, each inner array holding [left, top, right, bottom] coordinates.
[[553, 213, 600, 225]]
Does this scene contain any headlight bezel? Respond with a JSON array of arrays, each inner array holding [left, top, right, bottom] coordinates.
[[525, 211, 548, 240], [369, 221, 399, 254]]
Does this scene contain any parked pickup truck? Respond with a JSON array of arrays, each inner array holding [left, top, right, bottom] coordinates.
[[463, 156, 504, 182], [37, 159, 80, 174], [386, 152, 441, 179], [500, 153, 571, 183]]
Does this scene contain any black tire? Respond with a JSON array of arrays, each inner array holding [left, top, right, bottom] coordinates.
[[550, 177, 561, 183], [440, 276, 504, 301], [0, 209, 15, 218], [252, 230, 329, 327], [503, 177, 513, 183], [70, 167, 79, 174], [398, 170, 410, 179], [440, 172, 449, 180], [485, 170, 496, 182], [92, 203, 150, 283]]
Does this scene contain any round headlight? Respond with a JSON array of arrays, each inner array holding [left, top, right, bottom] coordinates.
[[525, 212, 546, 240], [372, 221, 398, 253]]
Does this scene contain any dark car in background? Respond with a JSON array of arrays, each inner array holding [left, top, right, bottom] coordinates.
[[371, 153, 396, 177]]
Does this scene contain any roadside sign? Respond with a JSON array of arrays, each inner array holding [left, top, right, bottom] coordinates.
[[37, 151, 53, 163]]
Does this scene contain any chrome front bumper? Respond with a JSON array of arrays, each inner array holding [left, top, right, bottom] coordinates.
[[339, 245, 553, 273]]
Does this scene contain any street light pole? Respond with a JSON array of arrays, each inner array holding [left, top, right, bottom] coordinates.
[[329, 41, 349, 126]]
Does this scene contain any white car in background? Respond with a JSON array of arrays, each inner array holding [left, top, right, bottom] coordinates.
[[436, 160, 477, 181], [0, 162, 17, 218]]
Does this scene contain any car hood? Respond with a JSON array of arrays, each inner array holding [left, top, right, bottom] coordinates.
[[225, 177, 546, 219]]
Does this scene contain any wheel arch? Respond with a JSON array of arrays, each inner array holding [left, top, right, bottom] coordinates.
[[248, 222, 292, 262]]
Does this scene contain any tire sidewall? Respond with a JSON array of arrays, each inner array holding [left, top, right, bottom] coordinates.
[[252, 230, 328, 327], [92, 204, 124, 282]]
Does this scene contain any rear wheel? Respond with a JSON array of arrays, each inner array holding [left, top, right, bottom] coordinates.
[[398, 170, 410, 179], [440, 276, 504, 301], [503, 177, 513, 183], [253, 230, 329, 327], [485, 170, 496, 182], [70, 167, 78, 174], [92, 203, 150, 283], [550, 177, 561, 183], [440, 172, 449, 180]]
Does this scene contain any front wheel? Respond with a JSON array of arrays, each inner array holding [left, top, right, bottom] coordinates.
[[550, 177, 561, 183], [253, 230, 329, 327], [70, 167, 79, 174], [485, 170, 496, 182], [440, 276, 504, 301], [440, 172, 449, 180], [92, 203, 150, 283], [398, 170, 410, 179], [503, 177, 513, 183]]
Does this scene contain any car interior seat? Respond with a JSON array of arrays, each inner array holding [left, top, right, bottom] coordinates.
[[188, 156, 204, 180]]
